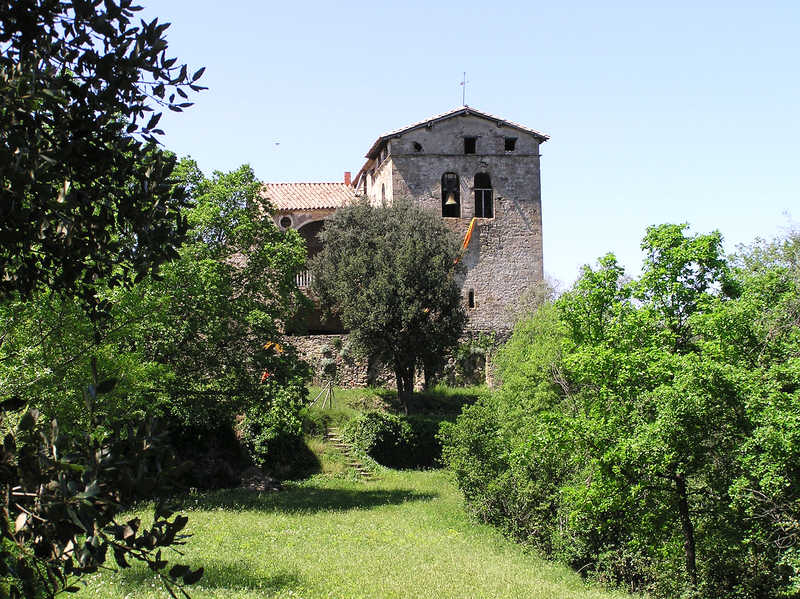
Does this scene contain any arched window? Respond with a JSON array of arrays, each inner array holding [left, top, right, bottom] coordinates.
[[474, 173, 493, 218], [441, 172, 460, 218]]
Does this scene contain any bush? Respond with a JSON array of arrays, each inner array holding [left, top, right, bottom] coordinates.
[[342, 411, 451, 469], [238, 380, 318, 479], [342, 412, 414, 468], [442, 226, 800, 598], [0, 406, 199, 599], [405, 414, 449, 468]]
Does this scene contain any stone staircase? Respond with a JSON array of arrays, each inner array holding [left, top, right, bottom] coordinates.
[[325, 427, 374, 481]]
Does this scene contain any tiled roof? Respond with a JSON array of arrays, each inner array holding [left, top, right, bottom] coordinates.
[[365, 106, 550, 158], [261, 182, 356, 211]]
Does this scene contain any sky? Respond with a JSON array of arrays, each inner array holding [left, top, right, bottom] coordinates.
[[141, 0, 799, 287]]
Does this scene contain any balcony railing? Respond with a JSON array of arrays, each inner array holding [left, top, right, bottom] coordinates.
[[296, 270, 313, 289]]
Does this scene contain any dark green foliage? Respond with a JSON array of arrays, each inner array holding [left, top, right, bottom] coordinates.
[[237, 378, 316, 479], [343, 411, 450, 469], [442, 224, 800, 598], [404, 415, 449, 468], [0, 0, 205, 303], [342, 412, 415, 468], [0, 161, 310, 476], [0, 2, 209, 595], [310, 199, 467, 411], [0, 403, 199, 599]]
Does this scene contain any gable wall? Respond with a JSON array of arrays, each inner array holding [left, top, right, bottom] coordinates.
[[385, 114, 544, 331], [388, 114, 542, 155]]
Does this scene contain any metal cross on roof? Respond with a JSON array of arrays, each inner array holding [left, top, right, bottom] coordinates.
[[460, 72, 469, 106]]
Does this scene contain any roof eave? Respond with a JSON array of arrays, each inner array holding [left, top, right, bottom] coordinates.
[[364, 106, 549, 157]]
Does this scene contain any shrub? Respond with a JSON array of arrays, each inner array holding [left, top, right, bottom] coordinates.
[[342, 411, 451, 469], [342, 412, 414, 468], [0, 405, 200, 599], [405, 414, 449, 468], [442, 226, 800, 598], [238, 379, 317, 479]]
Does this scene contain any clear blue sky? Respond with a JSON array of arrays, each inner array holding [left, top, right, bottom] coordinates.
[[142, 0, 799, 287]]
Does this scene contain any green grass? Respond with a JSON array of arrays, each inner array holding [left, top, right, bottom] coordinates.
[[75, 470, 628, 599]]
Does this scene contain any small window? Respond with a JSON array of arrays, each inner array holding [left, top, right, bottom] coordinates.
[[505, 137, 517, 152], [474, 173, 493, 218], [468, 289, 475, 309], [279, 216, 292, 229], [441, 172, 460, 218], [413, 142, 423, 152], [464, 137, 476, 154], [381, 184, 385, 203]]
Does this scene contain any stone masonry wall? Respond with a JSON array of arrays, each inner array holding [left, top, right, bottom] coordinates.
[[284, 331, 510, 390], [382, 114, 544, 331], [283, 334, 395, 388]]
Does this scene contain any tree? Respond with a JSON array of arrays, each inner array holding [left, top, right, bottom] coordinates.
[[0, 0, 205, 304], [0, 160, 311, 474], [310, 199, 467, 412], [138, 160, 312, 478], [0, 2, 206, 595], [442, 224, 800, 598], [141, 160, 309, 433]]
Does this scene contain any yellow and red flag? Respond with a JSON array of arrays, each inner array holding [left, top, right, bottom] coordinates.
[[461, 217, 477, 250], [454, 217, 478, 265]]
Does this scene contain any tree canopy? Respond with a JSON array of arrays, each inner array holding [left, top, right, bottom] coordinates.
[[310, 200, 467, 411], [0, 2, 207, 596], [0, 0, 205, 304], [442, 223, 800, 598]]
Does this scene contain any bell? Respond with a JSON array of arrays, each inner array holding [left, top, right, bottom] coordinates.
[[445, 193, 457, 206]]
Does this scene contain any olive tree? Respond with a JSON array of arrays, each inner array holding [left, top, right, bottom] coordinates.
[[310, 200, 466, 412]]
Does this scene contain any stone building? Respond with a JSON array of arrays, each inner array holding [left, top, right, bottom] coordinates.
[[266, 106, 549, 337]]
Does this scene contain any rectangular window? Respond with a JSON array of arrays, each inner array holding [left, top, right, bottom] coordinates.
[[464, 137, 476, 154], [505, 137, 517, 152], [474, 173, 493, 218]]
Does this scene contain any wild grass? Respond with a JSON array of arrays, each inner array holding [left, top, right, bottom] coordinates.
[[75, 470, 629, 599]]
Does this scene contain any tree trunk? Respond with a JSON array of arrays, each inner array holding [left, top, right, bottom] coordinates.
[[423, 361, 434, 390], [394, 364, 413, 414], [674, 473, 698, 588]]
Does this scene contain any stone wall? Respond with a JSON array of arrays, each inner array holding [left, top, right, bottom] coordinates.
[[283, 334, 395, 388], [366, 113, 544, 332], [284, 330, 510, 390]]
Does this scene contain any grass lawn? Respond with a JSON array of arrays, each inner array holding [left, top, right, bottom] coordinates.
[[75, 469, 628, 599]]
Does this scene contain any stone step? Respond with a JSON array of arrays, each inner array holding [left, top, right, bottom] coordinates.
[[324, 428, 375, 481]]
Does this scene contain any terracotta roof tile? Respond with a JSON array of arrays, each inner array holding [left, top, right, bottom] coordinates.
[[262, 182, 356, 211]]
